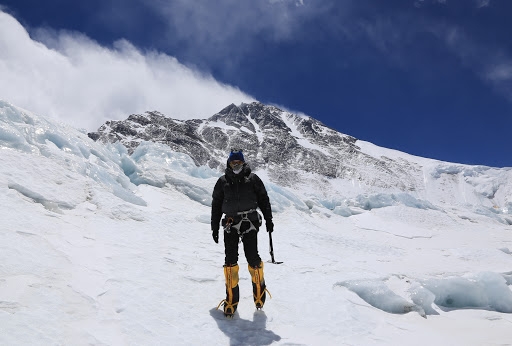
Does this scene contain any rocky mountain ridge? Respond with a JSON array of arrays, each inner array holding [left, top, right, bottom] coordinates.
[[87, 101, 512, 224], [88, 102, 426, 191]]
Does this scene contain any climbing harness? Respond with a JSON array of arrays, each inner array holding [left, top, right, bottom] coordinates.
[[223, 209, 261, 241]]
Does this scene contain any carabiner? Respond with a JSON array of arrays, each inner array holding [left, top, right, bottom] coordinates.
[[224, 217, 234, 233]]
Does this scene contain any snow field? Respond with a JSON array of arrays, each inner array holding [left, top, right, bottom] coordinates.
[[2, 100, 512, 345]]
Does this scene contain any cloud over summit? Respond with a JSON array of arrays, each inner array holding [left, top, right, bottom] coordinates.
[[0, 10, 254, 130]]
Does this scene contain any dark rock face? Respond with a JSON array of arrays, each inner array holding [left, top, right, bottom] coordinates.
[[88, 102, 422, 190]]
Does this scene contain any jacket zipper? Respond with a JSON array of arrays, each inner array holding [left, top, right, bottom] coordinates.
[[235, 178, 240, 211]]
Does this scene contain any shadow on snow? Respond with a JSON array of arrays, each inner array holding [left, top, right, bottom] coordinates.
[[210, 308, 281, 346]]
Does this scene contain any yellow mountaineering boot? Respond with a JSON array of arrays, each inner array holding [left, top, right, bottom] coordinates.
[[219, 264, 239, 317], [248, 261, 270, 309]]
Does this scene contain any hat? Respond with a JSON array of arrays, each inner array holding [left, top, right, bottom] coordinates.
[[228, 150, 245, 162]]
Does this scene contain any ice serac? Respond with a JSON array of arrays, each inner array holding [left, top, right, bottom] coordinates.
[[88, 102, 420, 191]]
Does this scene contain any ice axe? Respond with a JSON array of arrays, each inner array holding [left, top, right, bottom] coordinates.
[[268, 232, 283, 264]]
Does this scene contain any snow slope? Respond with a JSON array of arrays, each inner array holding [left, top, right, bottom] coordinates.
[[1, 100, 512, 345]]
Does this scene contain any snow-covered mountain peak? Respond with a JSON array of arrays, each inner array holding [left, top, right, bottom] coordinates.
[[84, 100, 512, 225], [88, 101, 373, 184]]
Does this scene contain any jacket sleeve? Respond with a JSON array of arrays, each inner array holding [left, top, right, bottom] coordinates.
[[253, 174, 273, 221], [211, 177, 224, 231]]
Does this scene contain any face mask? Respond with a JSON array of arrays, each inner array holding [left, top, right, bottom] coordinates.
[[231, 163, 243, 174]]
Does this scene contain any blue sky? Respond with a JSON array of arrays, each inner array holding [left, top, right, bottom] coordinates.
[[1, 0, 511, 167]]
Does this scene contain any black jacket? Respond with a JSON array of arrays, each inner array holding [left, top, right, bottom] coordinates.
[[211, 163, 272, 232]]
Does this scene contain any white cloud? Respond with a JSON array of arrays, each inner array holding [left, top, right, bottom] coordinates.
[[269, 0, 304, 5], [133, 0, 327, 68], [486, 63, 512, 81], [476, 0, 491, 8], [430, 22, 512, 102], [0, 10, 254, 130]]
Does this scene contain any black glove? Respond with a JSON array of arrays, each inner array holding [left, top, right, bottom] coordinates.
[[212, 230, 219, 243], [266, 220, 274, 233]]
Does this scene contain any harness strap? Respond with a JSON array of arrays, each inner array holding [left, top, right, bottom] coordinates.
[[236, 208, 257, 215], [224, 209, 260, 240]]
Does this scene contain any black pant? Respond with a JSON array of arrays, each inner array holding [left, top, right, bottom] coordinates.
[[224, 222, 261, 268]]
